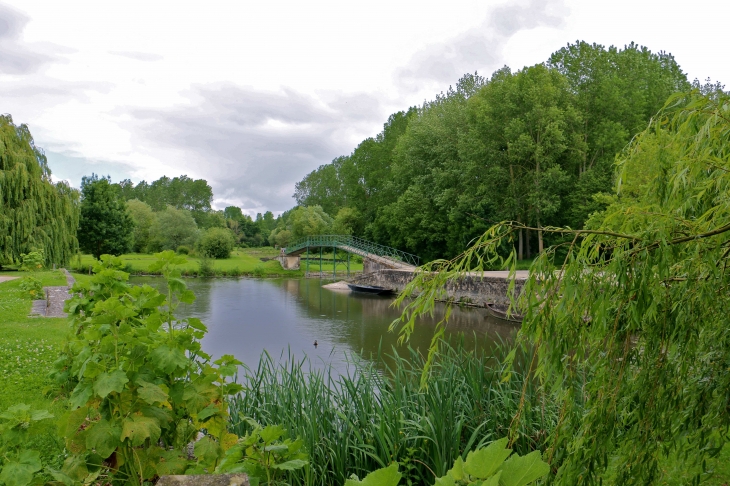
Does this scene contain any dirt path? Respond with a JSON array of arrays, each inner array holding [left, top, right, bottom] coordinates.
[[0, 276, 18, 283]]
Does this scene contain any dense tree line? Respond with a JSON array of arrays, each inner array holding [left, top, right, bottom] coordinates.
[[294, 42, 692, 261], [0, 115, 79, 267]]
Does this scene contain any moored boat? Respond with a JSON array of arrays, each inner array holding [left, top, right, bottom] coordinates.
[[347, 283, 394, 296], [485, 303, 523, 324]]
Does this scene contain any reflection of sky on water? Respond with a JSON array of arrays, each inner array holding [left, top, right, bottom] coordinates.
[[130, 277, 517, 374]]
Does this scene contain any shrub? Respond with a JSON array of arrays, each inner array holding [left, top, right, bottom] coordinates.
[[198, 227, 235, 259], [18, 276, 43, 300], [252, 264, 265, 277], [177, 245, 190, 255], [20, 249, 44, 271], [49, 253, 244, 484], [198, 252, 214, 277]]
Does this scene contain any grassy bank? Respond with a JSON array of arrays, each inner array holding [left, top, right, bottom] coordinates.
[[0, 270, 70, 474], [68, 247, 364, 277]]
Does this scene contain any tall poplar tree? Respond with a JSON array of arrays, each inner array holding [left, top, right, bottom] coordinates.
[[0, 115, 79, 267], [78, 174, 134, 259]]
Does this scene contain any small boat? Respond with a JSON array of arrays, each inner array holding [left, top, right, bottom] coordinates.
[[347, 283, 394, 296], [486, 303, 523, 324]]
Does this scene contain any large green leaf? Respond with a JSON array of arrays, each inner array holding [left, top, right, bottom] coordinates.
[[121, 415, 161, 447], [194, 436, 222, 466], [93, 370, 129, 398], [463, 438, 512, 479], [150, 345, 188, 374], [270, 459, 308, 471], [85, 420, 121, 458], [498, 451, 549, 486], [344, 463, 401, 486], [0, 450, 42, 486], [137, 381, 169, 405]]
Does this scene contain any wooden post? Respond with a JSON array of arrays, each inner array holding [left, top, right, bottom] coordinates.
[[333, 246, 336, 279], [306, 247, 309, 276], [347, 252, 350, 278], [319, 246, 322, 276]]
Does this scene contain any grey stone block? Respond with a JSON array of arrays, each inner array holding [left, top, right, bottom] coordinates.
[[156, 474, 249, 486]]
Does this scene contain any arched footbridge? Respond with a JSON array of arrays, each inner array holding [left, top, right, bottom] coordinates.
[[281, 235, 420, 276]]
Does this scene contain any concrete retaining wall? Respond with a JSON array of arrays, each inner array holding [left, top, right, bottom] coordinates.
[[277, 255, 300, 270], [359, 269, 525, 307]]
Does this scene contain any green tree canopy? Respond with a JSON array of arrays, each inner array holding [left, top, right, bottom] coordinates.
[[127, 199, 155, 253], [148, 206, 199, 251], [394, 90, 730, 484], [78, 174, 133, 259], [197, 227, 235, 259], [0, 115, 79, 266]]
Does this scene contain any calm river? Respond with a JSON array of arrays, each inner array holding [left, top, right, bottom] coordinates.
[[131, 276, 517, 372]]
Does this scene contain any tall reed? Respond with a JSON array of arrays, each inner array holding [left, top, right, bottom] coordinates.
[[229, 339, 556, 486]]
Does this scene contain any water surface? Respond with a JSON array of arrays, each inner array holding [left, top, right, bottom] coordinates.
[[131, 276, 517, 372]]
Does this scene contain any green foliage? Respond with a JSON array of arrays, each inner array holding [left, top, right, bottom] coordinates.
[[0, 115, 79, 267], [18, 276, 43, 300], [198, 252, 214, 277], [20, 249, 44, 272], [217, 419, 307, 485], [48, 252, 244, 484], [293, 43, 690, 261], [176, 245, 190, 255], [198, 227, 235, 259], [0, 404, 54, 486], [252, 263, 265, 277], [126, 199, 155, 253], [393, 91, 730, 484], [345, 463, 401, 486], [346, 440, 549, 486], [230, 341, 553, 486], [332, 207, 361, 235], [78, 174, 134, 260], [148, 206, 200, 251]]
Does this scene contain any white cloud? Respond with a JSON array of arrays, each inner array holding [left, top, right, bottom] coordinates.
[[1, 0, 728, 213]]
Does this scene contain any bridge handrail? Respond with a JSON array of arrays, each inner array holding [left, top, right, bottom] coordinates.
[[285, 235, 420, 266]]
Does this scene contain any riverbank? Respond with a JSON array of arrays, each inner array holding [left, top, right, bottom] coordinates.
[[68, 247, 364, 277]]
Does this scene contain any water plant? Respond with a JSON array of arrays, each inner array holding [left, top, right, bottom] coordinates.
[[230, 340, 555, 486]]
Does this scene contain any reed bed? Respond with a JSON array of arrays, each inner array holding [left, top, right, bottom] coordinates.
[[229, 339, 557, 486]]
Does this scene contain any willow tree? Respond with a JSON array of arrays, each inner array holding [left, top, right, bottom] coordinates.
[[393, 90, 730, 484], [0, 115, 79, 267]]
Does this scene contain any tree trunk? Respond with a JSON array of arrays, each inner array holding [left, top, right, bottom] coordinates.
[[518, 227, 524, 261], [526, 228, 531, 260]]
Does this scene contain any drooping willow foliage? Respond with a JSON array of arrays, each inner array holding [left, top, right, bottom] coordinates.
[[392, 90, 730, 484], [0, 115, 79, 266]]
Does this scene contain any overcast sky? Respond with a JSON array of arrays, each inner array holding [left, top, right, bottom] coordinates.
[[2, 0, 728, 215]]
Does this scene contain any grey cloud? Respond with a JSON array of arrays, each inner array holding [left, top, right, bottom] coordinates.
[[128, 84, 383, 213], [0, 3, 60, 74], [109, 51, 164, 62], [395, 0, 568, 87]]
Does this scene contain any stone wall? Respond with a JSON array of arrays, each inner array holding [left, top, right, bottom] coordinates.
[[277, 255, 300, 270], [359, 269, 525, 307], [363, 257, 389, 274]]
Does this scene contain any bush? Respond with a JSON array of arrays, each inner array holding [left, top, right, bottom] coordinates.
[[18, 276, 43, 300], [252, 264, 265, 277], [20, 249, 44, 271], [177, 245, 190, 255], [198, 227, 235, 259]]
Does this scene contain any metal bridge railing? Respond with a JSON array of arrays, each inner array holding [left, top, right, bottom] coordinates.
[[285, 235, 420, 267]]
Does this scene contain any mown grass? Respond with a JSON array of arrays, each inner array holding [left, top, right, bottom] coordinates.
[[0, 270, 70, 473], [69, 247, 364, 277]]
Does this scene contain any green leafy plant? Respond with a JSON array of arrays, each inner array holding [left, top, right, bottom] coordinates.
[[49, 251, 244, 485], [217, 419, 307, 486], [18, 276, 44, 300], [177, 245, 190, 255], [198, 252, 214, 277], [344, 439, 548, 486], [434, 438, 548, 486], [0, 403, 54, 486], [252, 264, 266, 277], [20, 249, 44, 272]]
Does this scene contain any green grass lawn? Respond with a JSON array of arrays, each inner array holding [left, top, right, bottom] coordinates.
[[68, 247, 363, 277], [0, 270, 70, 473]]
